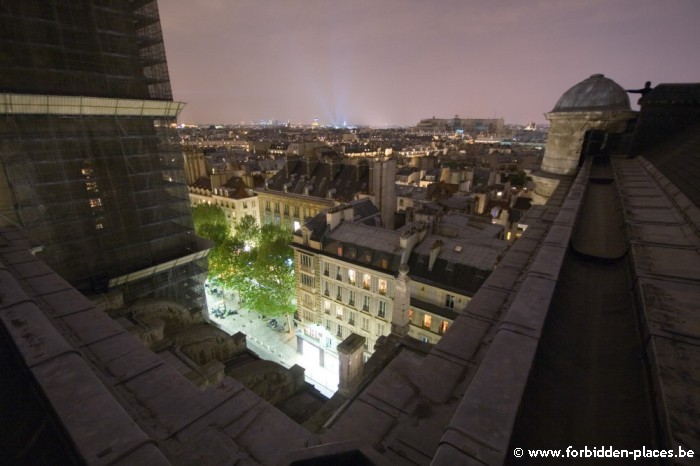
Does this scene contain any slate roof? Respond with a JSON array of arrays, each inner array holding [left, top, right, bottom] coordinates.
[[407, 243, 493, 296], [640, 83, 700, 105], [396, 166, 418, 177], [426, 181, 459, 201], [630, 83, 700, 156], [294, 199, 380, 241], [220, 176, 252, 199], [629, 83, 700, 207], [191, 176, 211, 190], [323, 222, 403, 274], [438, 195, 473, 212], [262, 158, 371, 202], [395, 184, 428, 200]]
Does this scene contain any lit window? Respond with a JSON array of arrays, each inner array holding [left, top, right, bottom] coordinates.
[[440, 321, 449, 335], [378, 279, 387, 295], [324, 300, 331, 314], [336, 306, 343, 320], [348, 269, 356, 285], [423, 314, 432, 330], [89, 198, 102, 208], [363, 274, 371, 290]]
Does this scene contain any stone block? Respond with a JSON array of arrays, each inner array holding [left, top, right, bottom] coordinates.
[[500, 275, 557, 339], [438, 330, 538, 465]]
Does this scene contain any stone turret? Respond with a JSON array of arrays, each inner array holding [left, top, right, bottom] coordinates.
[[532, 74, 637, 204]]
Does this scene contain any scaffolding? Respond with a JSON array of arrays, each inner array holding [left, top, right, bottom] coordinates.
[[0, 0, 173, 100], [0, 0, 208, 312]]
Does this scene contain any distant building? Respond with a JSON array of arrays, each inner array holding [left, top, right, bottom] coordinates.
[[255, 157, 397, 231], [189, 176, 261, 233], [416, 116, 505, 135]]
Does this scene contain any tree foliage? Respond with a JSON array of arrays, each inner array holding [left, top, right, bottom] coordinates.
[[192, 204, 229, 244], [208, 216, 295, 324]]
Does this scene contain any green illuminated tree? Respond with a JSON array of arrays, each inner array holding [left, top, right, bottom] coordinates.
[[192, 204, 229, 244], [210, 216, 295, 331]]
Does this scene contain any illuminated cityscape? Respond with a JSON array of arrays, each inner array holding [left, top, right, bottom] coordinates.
[[1, 1, 699, 465]]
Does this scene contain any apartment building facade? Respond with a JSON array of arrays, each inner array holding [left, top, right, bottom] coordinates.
[[292, 203, 507, 364]]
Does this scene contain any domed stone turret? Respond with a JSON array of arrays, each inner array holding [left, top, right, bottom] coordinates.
[[552, 74, 631, 112], [531, 74, 637, 204]]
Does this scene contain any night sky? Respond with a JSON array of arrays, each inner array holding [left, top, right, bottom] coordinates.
[[159, 0, 700, 126]]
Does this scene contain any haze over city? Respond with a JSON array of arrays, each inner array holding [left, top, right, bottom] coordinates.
[[159, 0, 700, 127]]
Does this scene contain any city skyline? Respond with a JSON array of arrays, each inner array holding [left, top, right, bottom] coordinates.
[[160, 0, 700, 126]]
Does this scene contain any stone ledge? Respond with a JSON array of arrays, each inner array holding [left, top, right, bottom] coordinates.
[[434, 329, 539, 465]]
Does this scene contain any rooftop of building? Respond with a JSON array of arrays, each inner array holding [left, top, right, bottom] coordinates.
[[259, 158, 373, 202]]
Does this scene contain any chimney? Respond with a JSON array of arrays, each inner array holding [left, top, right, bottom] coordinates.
[[326, 207, 343, 230], [428, 240, 443, 272], [337, 333, 365, 397], [391, 264, 411, 337]]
